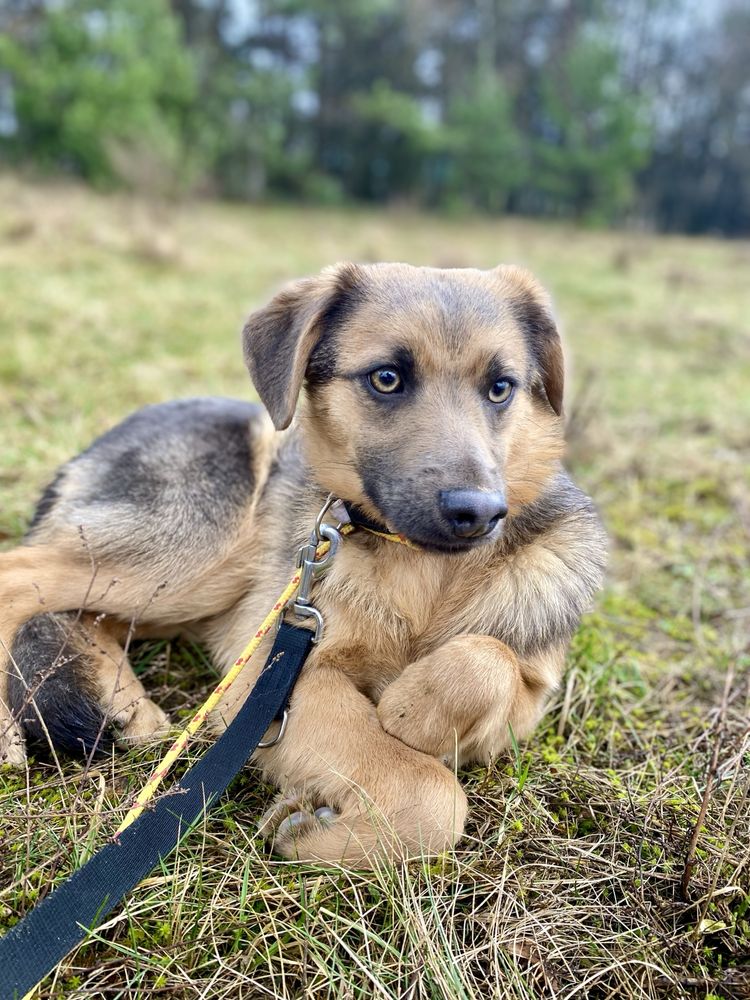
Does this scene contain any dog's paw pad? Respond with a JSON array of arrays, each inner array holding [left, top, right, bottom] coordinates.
[[314, 806, 337, 825], [260, 796, 340, 856], [277, 810, 312, 838], [273, 808, 340, 858], [257, 792, 309, 837], [275, 806, 338, 840]]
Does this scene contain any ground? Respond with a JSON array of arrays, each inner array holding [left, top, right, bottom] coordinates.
[[0, 175, 748, 999]]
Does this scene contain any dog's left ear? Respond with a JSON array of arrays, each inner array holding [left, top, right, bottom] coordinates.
[[494, 265, 565, 416], [242, 263, 362, 429]]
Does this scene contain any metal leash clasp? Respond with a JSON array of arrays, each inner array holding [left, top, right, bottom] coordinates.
[[260, 498, 344, 749], [289, 494, 344, 644]]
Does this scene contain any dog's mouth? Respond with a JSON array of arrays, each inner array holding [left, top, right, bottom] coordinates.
[[344, 502, 502, 554], [400, 527, 502, 554]]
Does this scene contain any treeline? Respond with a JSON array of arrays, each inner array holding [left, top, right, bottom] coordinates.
[[1, 0, 748, 235]]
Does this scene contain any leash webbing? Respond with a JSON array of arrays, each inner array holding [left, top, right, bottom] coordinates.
[[0, 623, 314, 1000]]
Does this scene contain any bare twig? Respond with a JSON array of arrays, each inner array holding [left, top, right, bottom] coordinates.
[[680, 661, 735, 900]]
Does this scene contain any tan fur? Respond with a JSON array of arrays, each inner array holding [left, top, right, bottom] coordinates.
[[377, 637, 565, 765], [74, 614, 169, 743], [0, 262, 606, 867]]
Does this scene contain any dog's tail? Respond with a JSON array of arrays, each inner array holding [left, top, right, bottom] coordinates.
[[7, 613, 113, 756]]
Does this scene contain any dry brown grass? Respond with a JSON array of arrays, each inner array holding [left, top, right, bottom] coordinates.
[[0, 175, 749, 998]]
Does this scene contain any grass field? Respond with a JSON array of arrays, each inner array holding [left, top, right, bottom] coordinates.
[[1, 174, 749, 999]]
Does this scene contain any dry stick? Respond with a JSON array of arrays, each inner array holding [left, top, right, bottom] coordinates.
[[680, 661, 735, 900]]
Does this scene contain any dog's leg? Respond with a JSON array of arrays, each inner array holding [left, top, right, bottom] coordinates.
[[0, 696, 25, 765], [376, 635, 565, 766], [0, 548, 26, 762], [0, 544, 169, 762], [0, 545, 85, 763], [77, 614, 169, 745], [8, 612, 168, 756], [252, 665, 468, 866]]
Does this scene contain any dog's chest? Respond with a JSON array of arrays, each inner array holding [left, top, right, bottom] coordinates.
[[314, 544, 494, 696]]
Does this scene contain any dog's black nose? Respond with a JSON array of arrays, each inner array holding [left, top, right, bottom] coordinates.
[[438, 489, 508, 539]]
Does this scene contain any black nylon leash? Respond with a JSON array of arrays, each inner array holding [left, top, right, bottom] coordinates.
[[0, 622, 313, 1000]]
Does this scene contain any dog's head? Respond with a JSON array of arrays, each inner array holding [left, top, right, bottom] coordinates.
[[243, 263, 565, 552]]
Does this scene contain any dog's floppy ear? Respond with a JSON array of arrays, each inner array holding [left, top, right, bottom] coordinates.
[[242, 263, 362, 429], [494, 265, 564, 416]]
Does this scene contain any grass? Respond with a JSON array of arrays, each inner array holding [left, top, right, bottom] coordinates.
[[1, 174, 749, 999]]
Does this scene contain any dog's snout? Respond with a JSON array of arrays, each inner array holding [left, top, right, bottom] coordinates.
[[438, 489, 508, 539]]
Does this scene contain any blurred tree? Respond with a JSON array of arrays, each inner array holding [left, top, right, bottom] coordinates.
[[350, 81, 444, 201], [255, 0, 429, 202], [0, 0, 746, 233], [165, 0, 306, 200], [637, 0, 750, 234], [0, 0, 199, 191], [529, 36, 649, 220], [442, 72, 525, 212]]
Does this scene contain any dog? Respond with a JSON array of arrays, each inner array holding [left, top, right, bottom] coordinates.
[[0, 262, 606, 865]]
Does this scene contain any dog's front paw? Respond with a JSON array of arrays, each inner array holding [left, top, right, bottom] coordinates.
[[377, 685, 456, 759], [258, 791, 338, 859]]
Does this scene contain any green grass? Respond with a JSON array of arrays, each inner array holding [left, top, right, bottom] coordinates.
[[1, 174, 749, 999]]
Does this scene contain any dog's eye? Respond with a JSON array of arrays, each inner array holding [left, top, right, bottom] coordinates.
[[489, 379, 514, 404], [368, 368, 402, 394]]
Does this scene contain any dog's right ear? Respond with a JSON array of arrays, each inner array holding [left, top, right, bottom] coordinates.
[[242, 263, 362, 430]]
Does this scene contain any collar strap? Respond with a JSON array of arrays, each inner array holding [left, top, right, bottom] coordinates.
[[341, 502, 419, 549]]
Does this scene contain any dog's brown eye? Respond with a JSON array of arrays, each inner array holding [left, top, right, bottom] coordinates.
[[489, 379, 514, 404], [369, 368, 402, 394]]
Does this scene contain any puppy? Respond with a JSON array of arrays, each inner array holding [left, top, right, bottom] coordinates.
[[0, 263, 606, 864]]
